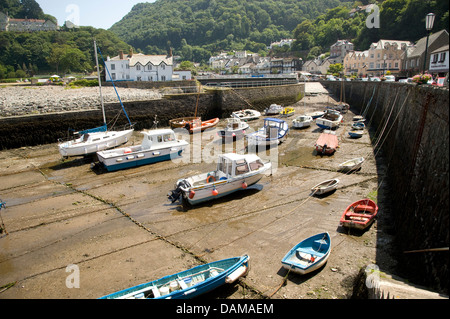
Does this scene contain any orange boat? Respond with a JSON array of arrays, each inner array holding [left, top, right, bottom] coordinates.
[[315, 132, 339, 155], [169, 117, 201, 129], [186, 118, 219, 134], [340, 199, 378, 230]]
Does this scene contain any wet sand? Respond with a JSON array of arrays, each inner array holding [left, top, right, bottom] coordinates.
[[0, 84, 397, 300]]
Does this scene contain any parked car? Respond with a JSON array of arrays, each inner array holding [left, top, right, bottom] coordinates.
[[384, 75, 395, 82], [370, 77, 381, 81], [432, 77, 446, 87]]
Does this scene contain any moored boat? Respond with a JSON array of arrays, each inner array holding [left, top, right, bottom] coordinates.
[[351, 122, 365, 130], [246, 118, 289, 147], [311, 178, 339, 195], [281, 232, 331, 275], [96, 129, 188, 172], [185, 118, 219, 134], [280, 107, 295, 117], [315, 131, 339, 155], [264, 104, 283, 115], [306, 111, 325, 119], [292, 115, 313, 129], [338, 157, 365, 172], [99, 255, 250, 299], [315, 109, 343, 130], [339, 199, 378, 230], [168, 153, 271, 206], [348, 130, 364, 138], [169, 117, 201, 129], [231, 109, 261, 121], [217, 118, 249, 141]]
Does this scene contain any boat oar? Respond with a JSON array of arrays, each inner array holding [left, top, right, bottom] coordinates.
[[403, 247, 448, 254]]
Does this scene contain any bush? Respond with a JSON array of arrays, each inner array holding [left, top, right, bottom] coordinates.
[[68, 79, 99, 87]]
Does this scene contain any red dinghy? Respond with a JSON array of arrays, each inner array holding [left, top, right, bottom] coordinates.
[[186, 118, 219, 134], [340, 199, 378, 230], [315, 132, 339, 155]]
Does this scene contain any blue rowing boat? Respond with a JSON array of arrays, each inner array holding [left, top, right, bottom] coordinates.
[[281, 232, 331, 275], [99, 255, 250, 299]]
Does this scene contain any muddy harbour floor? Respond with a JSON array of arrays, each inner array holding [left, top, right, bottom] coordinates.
[[0, 83, 399, 300]]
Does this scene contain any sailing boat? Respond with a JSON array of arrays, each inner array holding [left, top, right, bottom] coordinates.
[[58, 40, 134, 158]]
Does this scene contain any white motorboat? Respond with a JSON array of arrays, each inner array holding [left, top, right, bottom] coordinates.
[[217, 118, 249, 141], [97, 129, 188, 172], [246, 118, 289, 147], [231, 109, 261, 121], [292, 115, 313, 129], [315, 109, 343, 130], [264, 104, 283, 115], [168, 153, 271, 206]]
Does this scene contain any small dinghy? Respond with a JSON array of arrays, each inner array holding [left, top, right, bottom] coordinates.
[[169, 117, 201, 129], [292, 115, 313, 129], [340, 199, 378, 230], [338, 157, 364, 172], [280, 107, 295, 117], [185, 118, 219, 134], [348, 130, 364, 138], [351, 122, 365, 130], [99, 255, 250, 299], [352, 115, 365, 122], [311, 178, 339, 195], [281, 232, 331, 275]]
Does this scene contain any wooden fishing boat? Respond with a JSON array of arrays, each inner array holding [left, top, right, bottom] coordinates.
[[311, 178, 339, 195], [338, 157, 364, 172], [280, 107, 295, 117], [231, 109, 261, 121], [315, 131, 339, 155], [246, 118, 289, 147], [96, 129, 189, 172], [281, 232, 331, 275], [264, 104, 283, 115], [316, 109, 343, 130], [185, 118, 219, 134], [340, 199, 378, 230], [217, 118, 249, 141], [168, 153, 271, 206], [348, 130, 364, 138], [99, 255, 250, 299], [305, 111, 325, 119], [169, 117, 201, 129], [292, 115, 313, 129]]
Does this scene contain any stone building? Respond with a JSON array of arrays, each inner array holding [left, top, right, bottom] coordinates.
[[0, 11, 58, 31]]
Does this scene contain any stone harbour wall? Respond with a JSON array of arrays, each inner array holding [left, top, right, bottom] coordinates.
[[323, 80, 449, 293]]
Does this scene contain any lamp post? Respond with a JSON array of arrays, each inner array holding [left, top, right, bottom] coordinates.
[[422, 13, 435, 74]]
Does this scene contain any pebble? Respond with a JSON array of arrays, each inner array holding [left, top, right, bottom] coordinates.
[[0, 86, 162, 117]]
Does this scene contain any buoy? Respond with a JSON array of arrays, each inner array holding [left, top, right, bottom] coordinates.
[[189, 190, 195, 199], [242, 181, 248, 189], [212, 188, 219, 196]]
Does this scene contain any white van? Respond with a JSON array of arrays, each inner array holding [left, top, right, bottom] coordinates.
[[384, 75, 395, 82]]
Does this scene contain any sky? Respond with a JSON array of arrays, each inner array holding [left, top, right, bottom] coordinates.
[[35, 0, 155, 29]]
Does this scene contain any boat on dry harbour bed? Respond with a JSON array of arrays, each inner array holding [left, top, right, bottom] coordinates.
[[339, 199, 378, 231], [217, 117, 249, 141], [292, 115, 313, 129], [99, 255, 250, 299], [311, 178, 340, 196], [231, 109, 261, 121], [246, 117, 289, 147], [281, 232, 331, 275], [96, 129, 188, 172], [315, 131, 339, 155], [168, 153, 271, 206], [338, 157, 365, 172], [169, 117, 201, 129], [184, 118, 219, 134], [315, 109, 343, 130], [264, 103, 283, 115]]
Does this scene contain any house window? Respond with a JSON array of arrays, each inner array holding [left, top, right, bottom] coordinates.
[[161, 76, 166, 81], [111, 64, 115, 70], [111, 73, 116, 80], [439, 52, 446, 62], [137, 76, 142, 81], [148, 65, 152, 71], [161, 64, 165, 70], [136, 65, 141, 71], [432, 54, 439, 63]]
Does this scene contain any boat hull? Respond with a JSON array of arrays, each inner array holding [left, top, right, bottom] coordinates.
[[58, 129, 134, 157], [281, 232, 331, 275], [311, 178, 339, 195], [338, 157, 364, 172], [169, 117, 200, 129], [340, 199, 378, 230], [99, 255, 250, 299]]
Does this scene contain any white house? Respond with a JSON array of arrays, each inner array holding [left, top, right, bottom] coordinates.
[[429, 45, 449, 77], [105, 50, 191, 82]]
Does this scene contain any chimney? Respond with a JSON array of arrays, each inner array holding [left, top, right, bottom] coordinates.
[[128, 48, 133, 58], [119, 50, 124, 60], [167, 48, 173, 58]]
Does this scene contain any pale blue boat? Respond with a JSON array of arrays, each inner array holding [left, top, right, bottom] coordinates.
[[281, 232, 331, 275], [246, 117, 289, 146], [99, 255, 250, 299]]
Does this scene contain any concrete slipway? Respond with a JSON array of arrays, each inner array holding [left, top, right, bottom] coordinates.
[[0, 83, 440, 301]]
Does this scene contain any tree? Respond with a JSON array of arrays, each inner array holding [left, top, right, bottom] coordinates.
[[328, 63, 343, 76]]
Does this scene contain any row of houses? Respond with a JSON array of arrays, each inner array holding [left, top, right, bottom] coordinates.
[[304, 30, 449, 78], [209, 51, 302, 75], [0, 11, 58, 32]]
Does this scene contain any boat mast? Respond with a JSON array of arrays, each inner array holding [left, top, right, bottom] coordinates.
[[94, 39, 107, 126]]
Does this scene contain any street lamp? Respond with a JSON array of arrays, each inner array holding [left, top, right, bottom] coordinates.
[[422, 13, 435, 74]]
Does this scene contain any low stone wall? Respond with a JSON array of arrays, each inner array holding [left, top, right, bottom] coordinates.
[[0, 83, 304, 149], [323, 80, 449, 293]]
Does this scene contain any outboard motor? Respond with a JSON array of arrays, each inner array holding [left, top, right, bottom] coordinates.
[[167, 180, 191, 203]]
